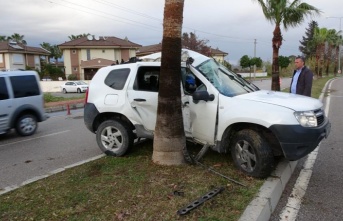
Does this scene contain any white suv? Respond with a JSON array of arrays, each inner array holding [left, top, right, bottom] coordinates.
[[84, 49, 330, 178], [0, 71, 48, 136]]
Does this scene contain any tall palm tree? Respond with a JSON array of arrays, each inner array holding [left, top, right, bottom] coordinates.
[[332, 32, 342, 75], [325, 29, 338, 76], [253, 0, 320, 91], [152, 0, 186, 165], [8, 33, 27, 45], [313, 27, 329, 77], [40, 42, 52, 60]]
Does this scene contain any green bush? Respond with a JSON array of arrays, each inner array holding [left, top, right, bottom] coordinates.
[[68, 74, 78, 80]]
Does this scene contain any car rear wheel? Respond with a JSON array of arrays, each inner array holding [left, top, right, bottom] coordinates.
[[63, 88, 67, 93], [15, 114, 38, 136], [230, 129, 274, 178], [96, 120, 134, 156]]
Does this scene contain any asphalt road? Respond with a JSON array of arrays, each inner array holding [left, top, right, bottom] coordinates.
[[270, 77, 343, 221], [0, 110, 103, 190]]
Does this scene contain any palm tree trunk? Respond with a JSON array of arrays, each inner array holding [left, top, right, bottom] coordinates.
[[152, 0, 186, 165], [334, 46, 339, 76], [271, 25, 282, 91]]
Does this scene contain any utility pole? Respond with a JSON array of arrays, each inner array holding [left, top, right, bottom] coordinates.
[[326, 16, 342, 74], [253, 39, 257, 79]]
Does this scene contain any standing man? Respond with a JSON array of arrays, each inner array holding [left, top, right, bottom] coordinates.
[[290, 56, 313, 97]]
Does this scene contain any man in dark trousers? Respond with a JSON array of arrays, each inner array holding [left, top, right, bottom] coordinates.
[[290, 56, 313, 97]]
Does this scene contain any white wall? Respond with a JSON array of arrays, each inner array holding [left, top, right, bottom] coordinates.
[[40, 80, 91, 92]]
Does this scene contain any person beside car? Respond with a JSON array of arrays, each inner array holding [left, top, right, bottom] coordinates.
[[290, 56, 313, 97]]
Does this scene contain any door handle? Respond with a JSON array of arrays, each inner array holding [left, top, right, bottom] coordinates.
[[134, 98, 146, 102]]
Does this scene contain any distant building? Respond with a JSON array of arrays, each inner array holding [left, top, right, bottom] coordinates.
[[136, 43, 229, 63], [58, 36, 141, 80], [0, 41, 50, 72]]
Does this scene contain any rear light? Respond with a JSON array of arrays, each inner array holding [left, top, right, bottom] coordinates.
[[84, 88, 89, 106]]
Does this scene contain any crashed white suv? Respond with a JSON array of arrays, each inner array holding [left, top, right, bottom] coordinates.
[[84, 49, 330, 178]]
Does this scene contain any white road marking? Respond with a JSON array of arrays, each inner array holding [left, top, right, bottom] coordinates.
[[0, 130, 70, 147], [278, 79, 333, 221]]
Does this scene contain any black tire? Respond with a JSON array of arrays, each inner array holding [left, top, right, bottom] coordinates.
[[15, 114, 38, 136], [77, 88, 81, 93], [96, 120, 134, 156], [63, 88, 67, 93], [230, 129, 274, 178]]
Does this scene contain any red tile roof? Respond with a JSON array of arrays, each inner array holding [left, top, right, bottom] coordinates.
[[58, 36, 141, 49], [0, 41, 50, 55]]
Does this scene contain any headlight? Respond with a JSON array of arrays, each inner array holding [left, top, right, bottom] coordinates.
[[294, 111, 317, 127]]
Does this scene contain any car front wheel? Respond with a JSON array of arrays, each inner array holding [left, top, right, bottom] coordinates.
[[96, 120, 134, 156], [230, 129, 274, 178], [77, 88, 81, 93], [15, 114, 38, 136]]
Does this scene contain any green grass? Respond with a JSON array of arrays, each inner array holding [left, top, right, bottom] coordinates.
[[0, 142, 263, 221], [44, 93, 85, 103]]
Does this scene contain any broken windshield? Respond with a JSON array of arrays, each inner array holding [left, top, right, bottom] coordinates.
[[195, 59, 256, 97]]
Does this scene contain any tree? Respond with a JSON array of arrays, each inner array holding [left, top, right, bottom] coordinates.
[[312, 27, 329, 77], [8, 33, 27, 45], [182, 32, 210, 56], [152, 0, 186, 165], [299, 20, 318, 59], [253, 0, 320, 91], [39, 42, 63, 67], [0, 35, 7, 41], [68, 33, 91, 40], [278, 55, 291, 72], [240, 55, 262, 76]]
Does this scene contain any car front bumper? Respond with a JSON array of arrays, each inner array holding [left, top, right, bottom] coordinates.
[[269, 118, 331, 161]]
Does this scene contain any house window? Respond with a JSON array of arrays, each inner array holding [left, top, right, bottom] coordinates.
[[87, 49, 90, 60], [12, 54, 24, 64], [34, 56, 40, 65], [72, 50, 76, 54], [73, 67, 78, 72]]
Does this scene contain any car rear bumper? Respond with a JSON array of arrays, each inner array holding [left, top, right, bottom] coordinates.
[[84, 103, 99, 133], [269, 118, 331, 160]]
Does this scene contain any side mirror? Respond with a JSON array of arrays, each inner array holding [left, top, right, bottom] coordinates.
[[192, 91, 215, 103]]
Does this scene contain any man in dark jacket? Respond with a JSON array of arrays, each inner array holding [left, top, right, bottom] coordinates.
[[290, 56, 313, 97]]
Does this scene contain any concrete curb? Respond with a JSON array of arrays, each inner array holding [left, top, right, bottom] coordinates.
[[238, 159, 298, 221]]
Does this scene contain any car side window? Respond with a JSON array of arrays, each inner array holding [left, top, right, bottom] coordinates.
[[104, 68, 130, 90], [181, 68, 205, 95], [134, 66, 160, 92], [0, 77, 9, 100], [10, 75, 40, 98]]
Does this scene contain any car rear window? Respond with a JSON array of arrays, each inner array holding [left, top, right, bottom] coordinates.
[[10, 75, 40, 98], [0, 77, 9, 100], [104, 68, 130, 90]]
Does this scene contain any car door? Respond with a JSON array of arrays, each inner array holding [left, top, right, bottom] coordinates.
[[0, 77, 12, 133], [127, 66, 159, 131], [181, 66, 218, 145]]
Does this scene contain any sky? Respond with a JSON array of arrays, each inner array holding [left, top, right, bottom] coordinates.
[[1, 0, 342, 65]]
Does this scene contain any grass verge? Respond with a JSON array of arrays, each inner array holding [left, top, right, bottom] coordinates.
[[0, 142, 263, 221], [44, 93, 85, 103]]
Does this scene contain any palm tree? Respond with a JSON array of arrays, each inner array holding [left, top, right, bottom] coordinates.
[[68, 33, 91, 40], [332, 32, 342, 75], [152, 0, 186, 165], [313, 27, 329, 77], [0, 35, 7, 41], [40, 42, 52, 60], [325, 29, 338, 76], [253, 0, 320, 91], [8, 33, 27, 45]]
